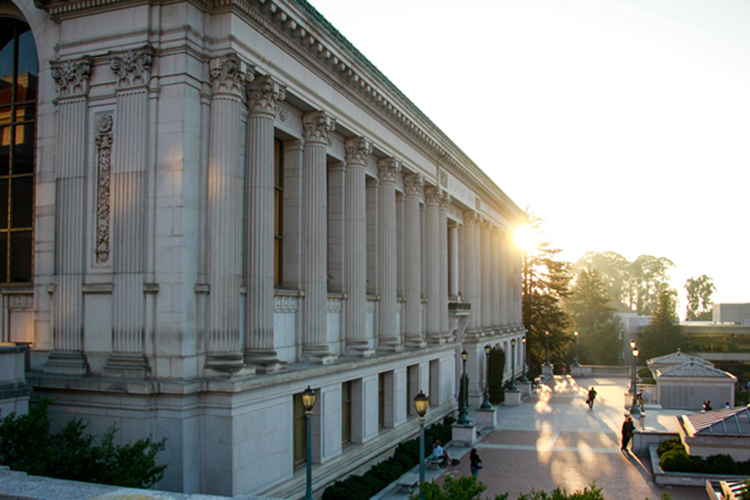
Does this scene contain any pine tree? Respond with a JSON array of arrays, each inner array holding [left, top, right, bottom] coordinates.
[[639, 289, 688, 360], [566, 266, 621, 365]]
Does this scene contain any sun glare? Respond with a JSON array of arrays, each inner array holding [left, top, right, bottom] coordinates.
[[513, 225, 537, 252]]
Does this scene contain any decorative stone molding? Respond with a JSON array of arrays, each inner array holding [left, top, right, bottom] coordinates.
[[344, 136, 372, 164], [464, 210, 482, 226], [327, 298, 342, 313], [404, 174, 424, 196], [377, 158, 400, 183], [274, 295, 298, 313], [366, 299, 377, 314], [8, 293, 33, 311], [247, 74, 286, 115], [439, 190, 452, 209], [302, 110, 335, 143], [425, 186, 441, 206], [439, 169, 449, 188], [95, 114, 113, 264], [210, 54, 254, 97], [50, 55, 92, 98], [108, 45, 153, 88]]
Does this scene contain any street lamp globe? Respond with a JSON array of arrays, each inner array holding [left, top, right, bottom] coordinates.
[[414, 391, 429, 417]]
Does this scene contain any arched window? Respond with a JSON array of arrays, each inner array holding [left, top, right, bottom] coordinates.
[[0, 18, 37, 284]]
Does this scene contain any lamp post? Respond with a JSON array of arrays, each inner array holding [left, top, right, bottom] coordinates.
[[480, 345, 492, 409], [629, 347, 641, 418], [572, 331, 581, 367], [414, 391, 429, 499], [302, 386, 317, 500], [457, 350, 471, 425], [629, 339, 636, 396], [543, 331, 552, 367], [520, 336, 529, 383], [509, 339, 518, 391]]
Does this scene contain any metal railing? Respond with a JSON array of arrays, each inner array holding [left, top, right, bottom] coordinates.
[[585, 365, 631, 376]]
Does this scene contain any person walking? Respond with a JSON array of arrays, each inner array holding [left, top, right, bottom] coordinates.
[[636, 389, 644, 412], [621, 415, 636, 452], [469, 448, 482, 477], [586, 386, 597, 409]]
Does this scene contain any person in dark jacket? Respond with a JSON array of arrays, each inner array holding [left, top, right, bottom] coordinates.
[[469, 448, 482, 477], [621, 415, 636, 452]]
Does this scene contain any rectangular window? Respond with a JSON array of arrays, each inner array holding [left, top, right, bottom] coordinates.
[[274, 138, 283, 287], [293, 392, 306, 468], [341, 381, 352, 445], [378, 373, 385, 429], [406, 366, 413, 416]]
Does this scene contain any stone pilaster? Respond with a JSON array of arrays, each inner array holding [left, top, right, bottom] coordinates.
[[463, 211, 481, 338], [243, 74, 287, 373], [403, 174, 424, 348], [104, 46, 152, 379], [490, 227, 501, 330], [301, 111, 337, 364], [480, 220, 492, 333], [377, 158, 402, 352], [438, 191, 451, 340], [498, 232, 509, 329], [344, 137, 373, 356], [513, 245, 524, 326], [448, 222, 459, 298], [423, 187, 442, 344], [44, 55, 93, 376], [205, 55, 254, 376]]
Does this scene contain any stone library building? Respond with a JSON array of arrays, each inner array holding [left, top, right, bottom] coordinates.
[[0, 0, 526, 496]]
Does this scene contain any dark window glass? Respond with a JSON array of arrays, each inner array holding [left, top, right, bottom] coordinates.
[[293, 392, 307, 468], [274, 138, 283, 287], [342, 381, 351, 445], [0, 18, 36, 284]]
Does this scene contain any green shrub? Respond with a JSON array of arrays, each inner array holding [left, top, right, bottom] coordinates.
[[736, 391, 750, 407], [489, 347, 506, 404], [0, 398, 167, 488], [410, 477, 605, 500], [638, 367, 653, 379], [657, 437, 684, 457]]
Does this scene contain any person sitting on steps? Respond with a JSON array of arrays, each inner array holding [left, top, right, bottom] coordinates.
[[433, 440, 452, 466]]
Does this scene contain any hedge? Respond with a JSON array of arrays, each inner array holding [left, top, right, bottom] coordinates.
[[322, 417, 454, 500], [658, 436, 750, 475]]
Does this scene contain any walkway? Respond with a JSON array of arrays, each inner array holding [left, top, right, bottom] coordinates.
[[377, 376, 708, 500]]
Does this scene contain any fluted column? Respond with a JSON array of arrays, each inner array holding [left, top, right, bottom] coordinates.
[[104, 46, 153, 378], [344, 137, 373, 356], [480, 220, 492, 334], [44, 56, 92, 376], [490, 227, 501, 331], [301, 111, 337, 364], [424, 187, 442, 344], [438, 192, 451, 340], [514, 245, 524, 326], [463, 211, 481, 337], [243, 75, 287, 372], [377, 158, 402, 351], [403, 174, 424, 348], [498, 231, 509, 329], [200, 55, 253, 375], [448, 222, 459, 298]]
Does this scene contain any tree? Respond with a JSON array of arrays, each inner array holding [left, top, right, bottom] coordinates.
[[572, 251, 630, 303], [684, 275, 716, 321], [639, 289, 688, 360], [521, 212, 573, 371], [566, 266, 622, 365]]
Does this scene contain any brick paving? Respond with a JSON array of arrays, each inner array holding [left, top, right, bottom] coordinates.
[[377, 376, 709, 500]]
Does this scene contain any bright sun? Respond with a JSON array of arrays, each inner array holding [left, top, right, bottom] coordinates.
[[513, 225, 537, 252]]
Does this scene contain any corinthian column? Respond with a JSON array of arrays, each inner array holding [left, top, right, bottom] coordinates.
[[344, 137, 374, 356], [403, 174, 424, 348], [205, 55, 253, 376], [377, 158, 402, 351], [463, 211, 481, 338], [424, 187, 442, 344], [498, 231, 509, 329], [242, 74, 287, 373], [480, 220, 492, 334], [301, 111, 337, 364], [438, 192, 451, 340], [490, 227, 501, 331], [44, 55, 93, 376]]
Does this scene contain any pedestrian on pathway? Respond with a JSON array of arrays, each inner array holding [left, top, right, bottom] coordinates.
[[586, 386, 597, 409], [621, 414, 635, 452], [470, 448, 482, 477], [561, 364, 566, 376], [702, 400, 712, 412], [636, 388, 644, 412]]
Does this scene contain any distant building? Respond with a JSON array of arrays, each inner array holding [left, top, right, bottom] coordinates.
[[1, 0, 525, 497]]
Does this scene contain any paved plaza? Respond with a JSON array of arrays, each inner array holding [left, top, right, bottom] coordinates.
[[377, 376, 709, 500]]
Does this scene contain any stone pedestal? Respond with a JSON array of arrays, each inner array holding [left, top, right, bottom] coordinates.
[[475, 408, 496, 430], [542, 364, 554, 379], [504, 390, 522, 406], [451, 423, 477, 447], [518, 381, 532, 397]]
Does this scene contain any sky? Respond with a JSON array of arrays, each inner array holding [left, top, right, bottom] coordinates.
[[307, 0, 750, 310]]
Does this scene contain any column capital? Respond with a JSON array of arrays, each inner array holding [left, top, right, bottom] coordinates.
[[438, 191, 452, 210], [211, 53, 254, 98], [51, 55, 92, 98], [480, 219, 492, 233], [303, 110, 336, 144], [425, 186, 441, 206], [345, 136, 372, 164], [464, 210, 482, 226], [248, 75, 286, 115], [404, 174, 424, 196], [377, 157, 400, 183], [108, 45, 153, 88]]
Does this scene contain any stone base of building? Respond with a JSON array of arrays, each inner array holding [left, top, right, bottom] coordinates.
[[205, 353, 256, 378], [504, 390, 522, 406], [451, 423, 477, 447], [42, 351, 89, 376], [102, 353, 149, 379], [475, 408, 496, 430], [245, 351, 287, 374], [517, 381, 532, 397]]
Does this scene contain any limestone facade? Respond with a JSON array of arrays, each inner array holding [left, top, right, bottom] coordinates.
[[0, 0, 526, 497]]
